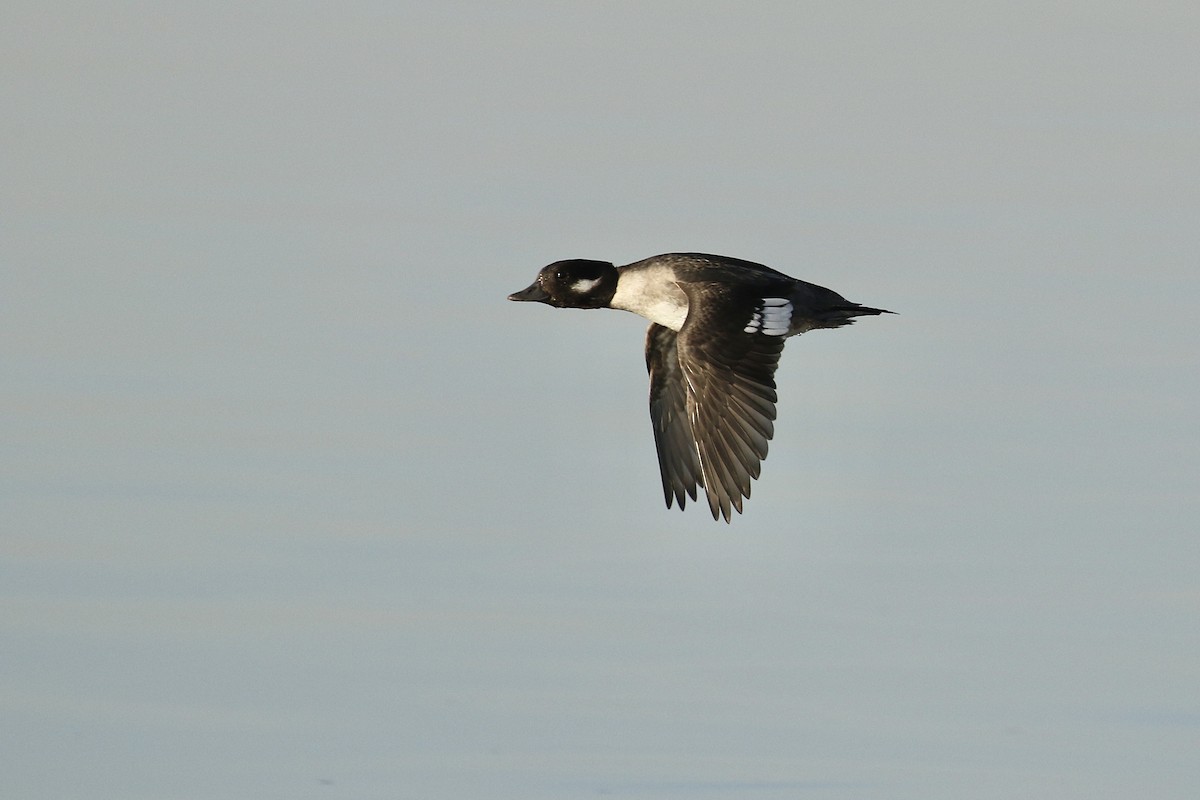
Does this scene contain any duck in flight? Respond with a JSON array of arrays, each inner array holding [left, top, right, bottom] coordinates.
[[509, 252, 891, 521]]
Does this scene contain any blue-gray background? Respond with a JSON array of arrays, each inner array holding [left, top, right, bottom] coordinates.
[[4, 3, 1198, 798]]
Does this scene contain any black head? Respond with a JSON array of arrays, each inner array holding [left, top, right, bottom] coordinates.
[[508, 259, 618, 309]]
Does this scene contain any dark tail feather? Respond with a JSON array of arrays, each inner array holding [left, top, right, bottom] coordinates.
[[818, 304, 895, 327], [846, 304, 893, 317]]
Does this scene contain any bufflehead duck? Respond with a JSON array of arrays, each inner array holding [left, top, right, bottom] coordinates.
[[509, 253, 891, 522]]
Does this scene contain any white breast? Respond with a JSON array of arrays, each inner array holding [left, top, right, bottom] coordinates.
[[609, 265, 689, 331]]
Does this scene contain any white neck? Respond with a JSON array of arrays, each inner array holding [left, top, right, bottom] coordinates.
[[609, 264, 689, 331]]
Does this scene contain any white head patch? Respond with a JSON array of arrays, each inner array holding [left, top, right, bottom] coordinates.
[[743, 297, 793, 336], [571, 277, 601, 294]]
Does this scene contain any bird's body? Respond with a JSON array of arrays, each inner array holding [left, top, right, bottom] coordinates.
[[509, 253, 890, 521]]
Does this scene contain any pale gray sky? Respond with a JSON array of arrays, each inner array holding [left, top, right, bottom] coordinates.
[[3, 2, 1198, 799]]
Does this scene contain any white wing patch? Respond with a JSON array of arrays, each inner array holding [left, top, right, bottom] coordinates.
[[743, 297, 793, 336]]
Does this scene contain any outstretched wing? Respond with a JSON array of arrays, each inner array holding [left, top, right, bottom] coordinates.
[[645, 323, 704, 510], [675, 283, 785, 521]]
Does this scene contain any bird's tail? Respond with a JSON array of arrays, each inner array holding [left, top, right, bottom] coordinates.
[[815, 304, 894, 328]]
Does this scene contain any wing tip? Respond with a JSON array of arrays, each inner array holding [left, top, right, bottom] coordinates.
[[704, 490, 745, 523]]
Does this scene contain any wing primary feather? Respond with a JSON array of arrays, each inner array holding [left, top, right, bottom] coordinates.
[[646, 324, 704, 512]]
